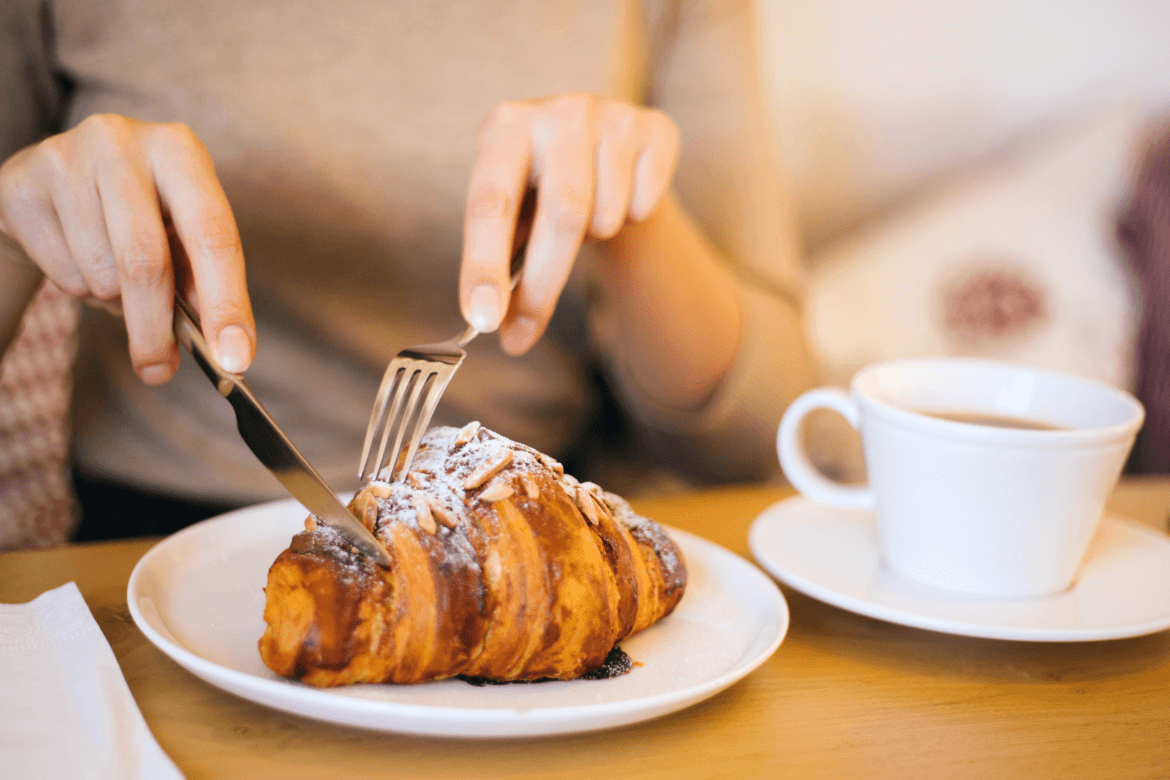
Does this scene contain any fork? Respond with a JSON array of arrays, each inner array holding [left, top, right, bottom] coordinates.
[[358, 192, 535, 481], [356, 270, 522, 484], [358, 194, 534, 484]]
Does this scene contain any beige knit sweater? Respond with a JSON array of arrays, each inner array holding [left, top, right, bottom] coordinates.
[[1, 0, 806, 503]]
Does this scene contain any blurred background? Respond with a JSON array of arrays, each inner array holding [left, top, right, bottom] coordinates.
[[754, 0, 1170, 390]]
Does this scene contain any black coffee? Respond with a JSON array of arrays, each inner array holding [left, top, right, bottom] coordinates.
[[919, 410, 1066, 431]]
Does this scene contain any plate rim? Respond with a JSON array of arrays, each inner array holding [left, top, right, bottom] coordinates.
[[748, 495, 1170, 642], [128, 498, 789, 737]]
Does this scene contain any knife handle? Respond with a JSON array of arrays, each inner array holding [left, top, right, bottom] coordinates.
[[173, 297, 317, 475], [173, 297, 239, 397]]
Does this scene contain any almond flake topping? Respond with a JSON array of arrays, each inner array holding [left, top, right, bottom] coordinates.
[[576, 486, 600, 525], [521, 474, 540, 499], [411, 495, 437, 534], [538, 452, 564, 476], [357, 493, 379, 528], [463, 450, 513, 489], [406, 472, 425, 489], [592, 492, 612, 522], [454, 420, 482, 447], [305, 516, 318, 532], [367, 482, 393, 498], [431, 501, 459, 528], [480, 482, 514, 502]]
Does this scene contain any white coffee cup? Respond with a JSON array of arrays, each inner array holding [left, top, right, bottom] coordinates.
[[777, 357, 1145, 598]]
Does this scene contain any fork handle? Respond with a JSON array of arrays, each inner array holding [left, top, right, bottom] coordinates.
[[457, 265, 524, 348], [455, 323, 481, 349]]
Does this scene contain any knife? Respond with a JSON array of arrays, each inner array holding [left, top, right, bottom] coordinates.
[[173, 297, 391, 567]]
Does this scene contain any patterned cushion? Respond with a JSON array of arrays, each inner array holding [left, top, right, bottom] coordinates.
[[0, 282, 80, 549]]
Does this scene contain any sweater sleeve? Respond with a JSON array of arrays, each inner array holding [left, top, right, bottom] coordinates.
[[0, 0, 69, 354], [0, 0, 65, 163], [593, 0, 816, 483]]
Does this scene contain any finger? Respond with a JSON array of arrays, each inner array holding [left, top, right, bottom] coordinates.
[[589, 106, 639, 239], [628, 111, 680, 221], [147, 124, 254, 373], [460, 103, 532, 334], [0, 148, 87, 296], [96, 156, 179, 384], [167, 221, 197, 308], [47, 156, 119, 301], [503, 112, 596, 355]]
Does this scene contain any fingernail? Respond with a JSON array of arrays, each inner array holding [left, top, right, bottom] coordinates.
[[502, 316, 539, 355], [469, 285, 503, 332], [139, 362, 172, 385], [216, 325, 252, 373]]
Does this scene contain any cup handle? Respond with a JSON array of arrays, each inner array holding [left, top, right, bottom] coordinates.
[[776, 387, 874, 510]]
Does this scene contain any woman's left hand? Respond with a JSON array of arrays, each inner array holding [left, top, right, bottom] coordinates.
[[459, 94, 679, 355]]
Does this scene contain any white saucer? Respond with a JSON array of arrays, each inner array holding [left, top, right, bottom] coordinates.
[[749, 496, 1170, 641]]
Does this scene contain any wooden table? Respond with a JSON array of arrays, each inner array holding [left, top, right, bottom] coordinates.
[[3, 479, 1170, 779]]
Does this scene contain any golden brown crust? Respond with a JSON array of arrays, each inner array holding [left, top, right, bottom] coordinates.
[[258, 425, 687, 687]]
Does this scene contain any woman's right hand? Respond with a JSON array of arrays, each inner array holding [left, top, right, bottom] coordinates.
[[0, 113, 254, 384]]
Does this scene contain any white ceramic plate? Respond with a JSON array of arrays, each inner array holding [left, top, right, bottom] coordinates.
[[128, 499, 788, 738], [749, 496, 1170, 642]]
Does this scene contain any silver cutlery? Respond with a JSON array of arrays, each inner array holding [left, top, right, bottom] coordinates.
[[358, 193, 534, 485], [357, 272, 521, 485], [174, 297, 391, 566]]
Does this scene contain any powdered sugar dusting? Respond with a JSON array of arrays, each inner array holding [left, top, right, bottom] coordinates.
[[355, 425, 682, 584], [361, 473, 478, 573], [400, 425, 550, 510], [291, 522, 372, 588], [360, 425, 553, 572]]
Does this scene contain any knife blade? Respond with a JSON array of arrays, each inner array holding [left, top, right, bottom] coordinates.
[[173, 298, 391, 566]]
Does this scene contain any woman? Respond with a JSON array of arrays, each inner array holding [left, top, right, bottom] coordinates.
[[0, 0, 814, 542]]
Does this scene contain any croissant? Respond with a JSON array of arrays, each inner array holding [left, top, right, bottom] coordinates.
[[258, 423, 687, 687]]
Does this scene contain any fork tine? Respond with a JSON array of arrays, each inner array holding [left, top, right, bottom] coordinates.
[[373, 367, 417, 480], [360, 202, 529, 483], [363, 365, 407, 482], [392, 369, 455, 482], [378, 367, 431, 481], [358, 364, 405, 481]]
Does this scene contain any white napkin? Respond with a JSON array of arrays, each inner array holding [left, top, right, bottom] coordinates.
[[0, 582, 184, 780]]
